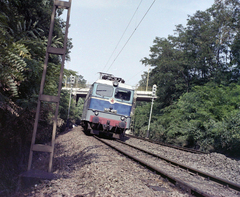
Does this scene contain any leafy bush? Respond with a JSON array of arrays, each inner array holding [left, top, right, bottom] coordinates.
[[140, 83, 240, 154], [132, 102, 151, 137], [210, 111, 240, 155]]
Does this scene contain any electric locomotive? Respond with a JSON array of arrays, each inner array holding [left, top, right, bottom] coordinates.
[[81, 72, 135, 139]]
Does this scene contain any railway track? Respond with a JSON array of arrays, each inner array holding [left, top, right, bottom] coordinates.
[[94, 135, 240, 197], [125, 133, 206, 154]]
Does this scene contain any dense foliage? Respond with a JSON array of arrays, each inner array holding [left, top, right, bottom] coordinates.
[[134, 0, 240, 155], [154, 83, 240, 152], [0, 0, 84, 194]]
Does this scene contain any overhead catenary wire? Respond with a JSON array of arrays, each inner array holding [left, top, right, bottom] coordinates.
[[102, 0, 143, 71], [106, 0, 156, 72]]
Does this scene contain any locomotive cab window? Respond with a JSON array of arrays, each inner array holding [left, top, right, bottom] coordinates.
[[96, 84, 113, 97], [115, 88, 131, 101]]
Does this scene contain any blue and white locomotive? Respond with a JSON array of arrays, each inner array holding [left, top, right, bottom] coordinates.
[[81, 73, 135, 139]]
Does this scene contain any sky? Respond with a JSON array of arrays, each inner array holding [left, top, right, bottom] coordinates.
[[63, 0, 215, 87]]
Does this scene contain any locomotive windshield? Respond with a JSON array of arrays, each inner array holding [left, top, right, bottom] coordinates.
[[114, 88, 131, 101], [96, 84, 113, 97]]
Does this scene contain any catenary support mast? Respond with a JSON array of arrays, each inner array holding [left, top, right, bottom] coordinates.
[[28, 0, 72, 172]]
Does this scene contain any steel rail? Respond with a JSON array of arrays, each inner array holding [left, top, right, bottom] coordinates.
[[116, 139, 240, 192], [94, 136, 212, 197], [125, 134, 207, 154]]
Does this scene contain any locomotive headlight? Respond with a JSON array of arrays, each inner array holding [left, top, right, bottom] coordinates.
[[92, 109, 99, 116], [120, 116, 126, 121]]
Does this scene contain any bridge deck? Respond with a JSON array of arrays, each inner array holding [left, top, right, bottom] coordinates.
[[62, 88, 156, 102]]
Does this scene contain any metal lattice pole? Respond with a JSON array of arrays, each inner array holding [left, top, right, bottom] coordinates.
[[28, 0, 72, 172]]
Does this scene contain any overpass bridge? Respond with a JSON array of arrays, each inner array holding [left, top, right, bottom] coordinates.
[[62, 87, 156, 102]]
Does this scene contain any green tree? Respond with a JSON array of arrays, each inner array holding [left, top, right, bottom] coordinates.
[[141, 0, 240, 108], [133, 102, 151, 137], [156, 83, 240, 151], [0, 1, 74, 194], [136, 71, 153, 91], [59, 89, 84, 126], [141, 37, 190, 107], [0, 0, 73, 100]]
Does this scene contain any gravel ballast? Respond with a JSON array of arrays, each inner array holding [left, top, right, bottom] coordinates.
[[17, 127, 188, 197], [125, 137, 240, 184]]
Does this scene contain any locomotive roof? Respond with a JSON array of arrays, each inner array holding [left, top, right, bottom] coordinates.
[[95, 79, 134, 90]]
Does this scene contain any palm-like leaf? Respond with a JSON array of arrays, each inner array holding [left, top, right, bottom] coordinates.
[[0, 42, 30, 97]]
